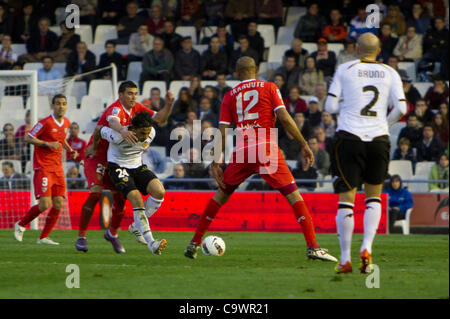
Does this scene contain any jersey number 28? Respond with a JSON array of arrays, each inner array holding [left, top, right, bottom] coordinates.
[[361, 85, 379, 117], [236, 90, 259, 122]]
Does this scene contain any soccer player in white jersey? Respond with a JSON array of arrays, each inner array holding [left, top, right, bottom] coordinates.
[[325, 33, 407, 274], [98, 111, 167, 255]]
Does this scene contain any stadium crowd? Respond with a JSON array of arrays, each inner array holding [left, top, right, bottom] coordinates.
[[0, 0, 448, 191]]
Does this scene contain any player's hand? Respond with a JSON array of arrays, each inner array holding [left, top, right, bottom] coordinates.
[[85, 144, 97, 158], [121, 128, 138, 145], [211, 162, 225, 189], [46, 141, 62, 150], [165, 90, 175, 105], [300, 145, 315, 170], [70, 150, 79, 160]]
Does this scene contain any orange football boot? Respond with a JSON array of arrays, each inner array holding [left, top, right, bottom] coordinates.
[[335, 261, 353, 274], [359, 249, 373, 274]]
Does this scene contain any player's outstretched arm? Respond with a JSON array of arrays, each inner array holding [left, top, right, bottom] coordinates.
[[63, 140, 79, 160], [85, 126, 103, 157], [152, 90, 175, 126], [276, 107, 314, 170], [25, 135, 61, 150]]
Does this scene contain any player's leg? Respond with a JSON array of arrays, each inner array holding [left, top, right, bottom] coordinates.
[[37, 196, 64, 245]]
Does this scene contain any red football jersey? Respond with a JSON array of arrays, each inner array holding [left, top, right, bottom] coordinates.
[[28, 115, 71, 172], [219, 79, 285, 148], [87, 99, 156, 162]]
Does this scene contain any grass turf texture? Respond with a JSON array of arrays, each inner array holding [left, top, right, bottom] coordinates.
[[0, 230, 448, 299]]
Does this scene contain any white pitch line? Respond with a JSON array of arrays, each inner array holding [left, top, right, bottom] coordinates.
[[0, 261, 138, 268]]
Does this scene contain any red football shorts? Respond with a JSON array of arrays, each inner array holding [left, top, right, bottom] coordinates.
[[84, 156, 114, 190], [221, 144, 297, 195], [33, 168, 66, 199]]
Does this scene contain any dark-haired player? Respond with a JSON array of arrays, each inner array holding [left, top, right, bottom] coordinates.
[[76, 81, 174, 253], [14, 94, 78, 245]]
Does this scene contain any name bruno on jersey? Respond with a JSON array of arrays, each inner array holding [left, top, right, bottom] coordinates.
[[357, 69, 385, 78]]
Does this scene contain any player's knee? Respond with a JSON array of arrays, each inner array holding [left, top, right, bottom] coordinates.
[[150, 186, 165, 200], [39, 198, 52, 211], [90, 184, 103, 194], [52, 197, 64, 210], [127, 190, 143, 207]]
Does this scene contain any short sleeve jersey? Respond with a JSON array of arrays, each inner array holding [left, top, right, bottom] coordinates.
[[87, 100, 156, 161], [219, 79, 285, 148], [28, 115, 71, 172]]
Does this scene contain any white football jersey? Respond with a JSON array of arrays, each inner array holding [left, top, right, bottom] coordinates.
[[325, 59, 407, 141], [101, 126, 155, 169]]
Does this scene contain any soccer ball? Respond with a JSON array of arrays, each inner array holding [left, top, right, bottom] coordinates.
[[201, 236, 226, 256]]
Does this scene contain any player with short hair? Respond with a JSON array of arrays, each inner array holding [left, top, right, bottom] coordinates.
[[184, 56, 337, 262], [325, 33, 407, 274], [76, 81, 174, 253], [14, 94, 79, 245]]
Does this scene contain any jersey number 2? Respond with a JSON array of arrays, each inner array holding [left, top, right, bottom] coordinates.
[[361, 85, 379, 117], [236, 90, 259, 122]]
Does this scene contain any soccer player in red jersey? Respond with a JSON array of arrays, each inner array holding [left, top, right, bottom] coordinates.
[[184, 57, 337, 261], [14, 94, 79, 245], [76, 81, 174, 253]]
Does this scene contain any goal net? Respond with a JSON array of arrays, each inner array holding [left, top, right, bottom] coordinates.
[[0, 64, 118, 230]]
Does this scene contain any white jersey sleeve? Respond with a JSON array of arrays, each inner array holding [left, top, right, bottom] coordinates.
[[386, 69, 408, 127], [100, 126, 124, 144], [325, 64, 344, 114]]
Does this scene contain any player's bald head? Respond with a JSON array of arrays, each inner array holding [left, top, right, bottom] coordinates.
[[236, 56, 257, 80], [357, 33, 381, 57]]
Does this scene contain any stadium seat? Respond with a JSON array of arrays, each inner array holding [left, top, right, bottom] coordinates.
[[258, 62, 268, 80], [127, 61, 142, 85], [75, 25, 93, 44], [398, 62, 416, 82], [0, 96, 24, 111], [276, 26, 295, 45], [257, 24, 275, 48], [302, 42, 317, 54], [66, 109, 91, 133], [300, 95, 315, 103], [193, 44, 208, 54], [68, 81, 87, 105], [116, 44, 129, 55], [142, 81, 167, 98], [175, 26, 197, 44], [415, 161, 434, 177], [226, 80, 240, 88], [24, 161, 33, 175], [286, 160, 297, 169], [412, 82, 432, 97], [388, 160, 413, 180], [169, 80, 190, 98], [23, 63, 42, 71], [393, 208, 412, 235], [200, 80, 217, 88], [25, 96, 51, 120], [11, 44, 27, 56], [268, 45, 290, 67], [285, 7, 307, 26], [88, 79, 114, 106], [315, 175, 334, 192], [49, 25, 62, 36], [94, 25, 118, 45], [80, 95, 104, 118], [389, 122, 406, 157], [0, 160, 22, 175], [67, 95, 77, 110], [87, 43, 105, 65], [53, 63, 66, 76], [199, 26, 217, 43], [327, 43, 344, 57]]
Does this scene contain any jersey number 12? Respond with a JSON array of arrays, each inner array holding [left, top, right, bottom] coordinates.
[[236, 90, 259, 122]]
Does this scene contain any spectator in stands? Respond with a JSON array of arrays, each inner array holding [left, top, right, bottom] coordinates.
[[204, 0, 227, 26], [20, 17, 58, 63], [284, 38, 308, 70], [66, 123, 87, 163], [339, 0, 357, 24], [66, 41, 97, 82], [66, 165, 85, 190], [270, 56, 301, 93], [313, 125, 333, 155], [425, 76, 449, 111], [299, 56, 325, 96], [402, 76, 421, 106], [177, 0, 206, 29], [420, 0, 446, 18], [171, 88, 198, 122], [51, 22, 81, 63], [273, 74, 287, 98], [373, 0, 387, 17], [0, 161, 29, 190], [117, 1, 146, 44], [349, 6, 377, 39], [294, 3, 326, 42], [152, 0, 178, 19], [146, 5, 166, 35], [336, 39, 357, 67], [15, 110, 31, 146], [72, 0, 98, 31], [142, 148, 167, 174], [279, 127, 302, 160], [213, 23, 235, 56], [379, 24, 399, 63], [387, 55, 407, 78], [432, 112, 449, 146], [128, 24, 154, 62], [160, 20, 183, 56], [315, 83, 327, 111], [38, 56, 62, 96], [322, 8, 347, 43], [185, 111, 197, 136], [393, 137, 417, 164], [256, 0, 283, 32], [381, 5, 406, 37], [140, 37, 173, 87], [203, 86, 221, 114], [440, 102, 448, 121], [246, 21, 265, 64], [142, 87, 165, 111], [385, 174, 414, 232], [174, 36, 200, 81], [292, 160, 318, 191], [0, 3, 13, 41], [198, 97, 218, 125], [294, 111, 312, 140], [246, 173, 273, 191], [12, 2, 37, 43], [416, 124, 445, 162], [229, 35, 259, 78], [398, 113, 423, 147], [305, 97, 322, 127], [307, 136, 330, 176], [200, 36, 228, 80], [189, 74, 204, 102], [183, 147, 208, 188], [0, 123, 21, 161], [420, 17, 449, 81], [283, 86, 307, 114], [98, 0, 123, 25], [98, 40, 124, 80], [429, 153, 449, 191], [215, 73, 232, 100], [319, 111, 336, 138], [393, 25, 423, 62], [164, 164, 190, 190], [414, 98, 434, 126], [225, 0, 256, 40], [0, 34, 17, 69], [406, 2, 430, 35]]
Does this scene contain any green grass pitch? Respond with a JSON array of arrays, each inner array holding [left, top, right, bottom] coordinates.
[[0, 229, 448, 299]]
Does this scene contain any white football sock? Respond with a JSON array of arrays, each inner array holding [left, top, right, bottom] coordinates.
[[336, 202, 355, 265], [144, 196, 163, 218], [361, 198, 382, 254], [133, 208, 154, 244]]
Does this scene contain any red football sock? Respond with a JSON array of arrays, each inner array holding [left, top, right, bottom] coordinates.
[[40, 207, 61, 239], [191, 198, 222, 244], [78, 192, 102, 238], [292, 200, 319, 249], [19, 204, 43, 227], [109, 192, 126, 236]]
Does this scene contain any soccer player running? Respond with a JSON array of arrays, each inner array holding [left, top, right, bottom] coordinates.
[[325, 33, 407, 274], [97, 111, 167, 254], [76, 81, 174, 253], [184, 56, 337, 262], [14, 94, 79, 245]]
